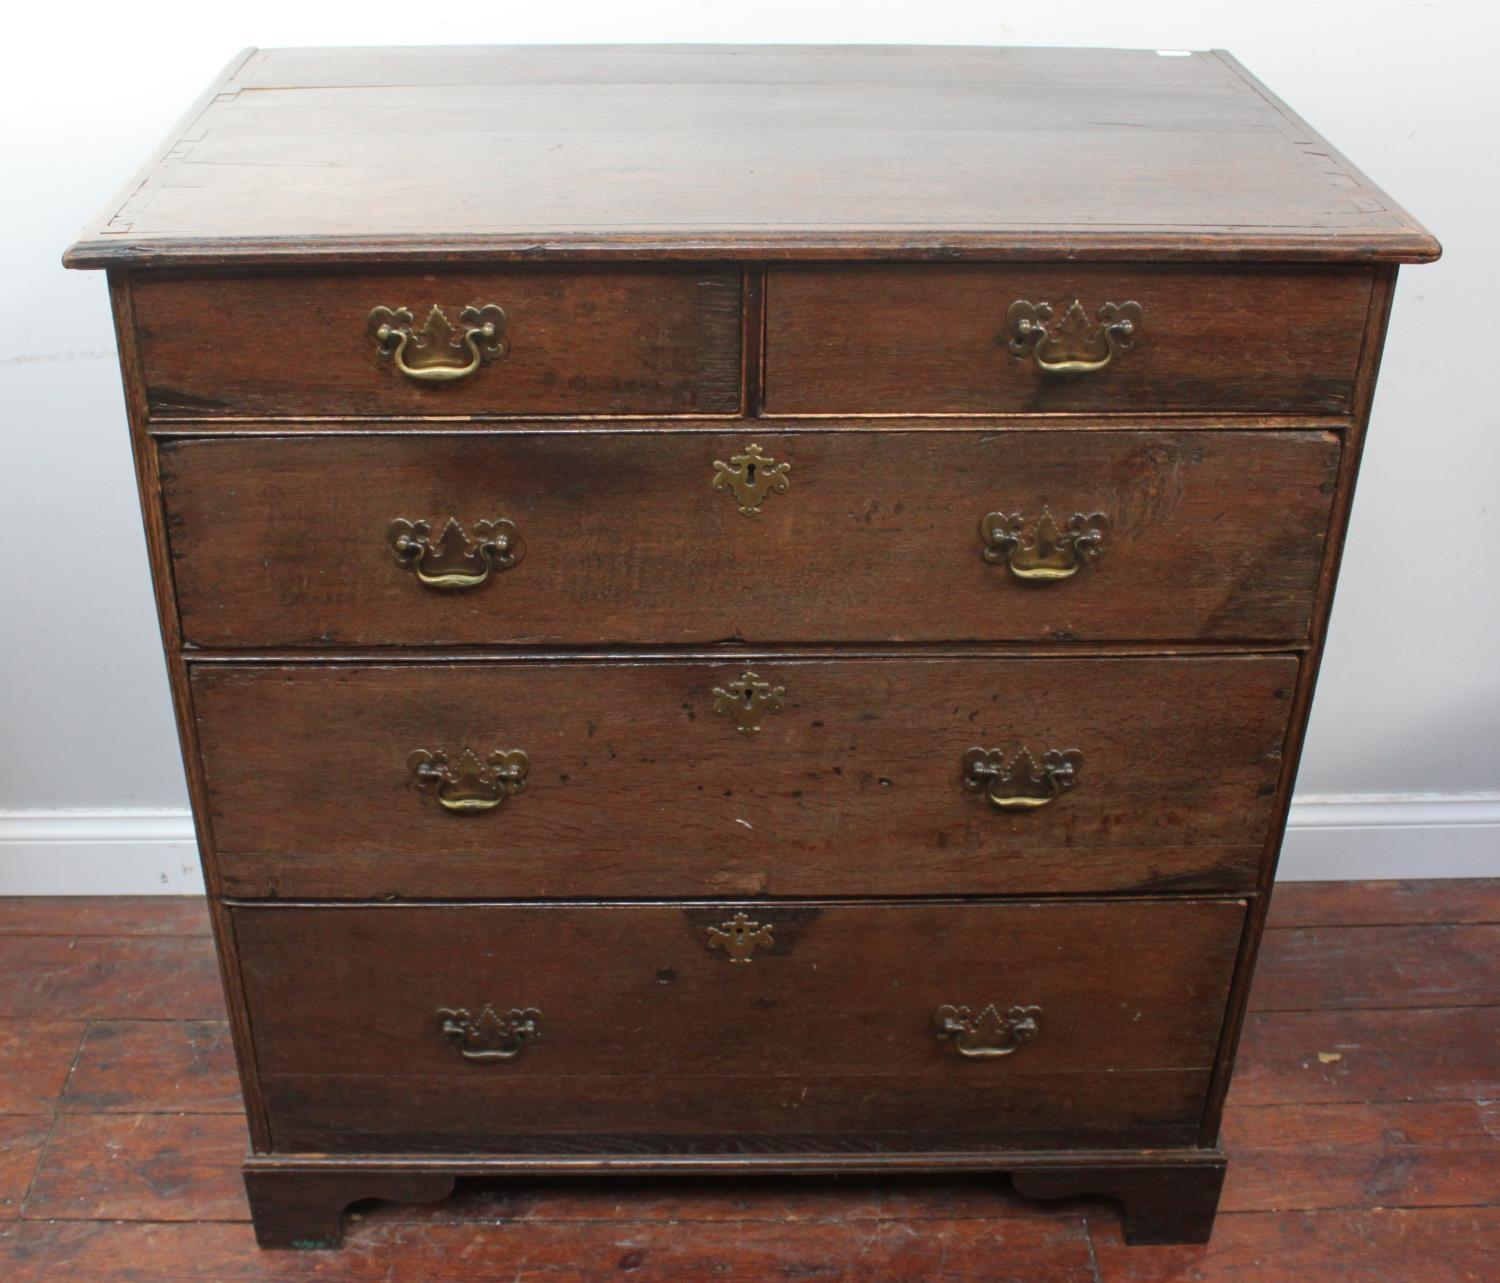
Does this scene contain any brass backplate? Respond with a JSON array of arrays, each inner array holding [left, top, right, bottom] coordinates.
[[369, 303, 508, 382], [389, 516, 521, 590], [706, 912, 776, 964], [1005, 298, 1142, 374], [711, 443, 791, 516], [979, 508, 1108, 581], [409, 747, 530, 814], [437, 1004, 541, 1060], [934, 1003, 1043, 1057], [962, 746, 1083, 810], [712, 671, 787, 735]]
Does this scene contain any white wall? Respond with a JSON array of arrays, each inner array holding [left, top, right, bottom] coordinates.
[[2, 2, 1496, 890]]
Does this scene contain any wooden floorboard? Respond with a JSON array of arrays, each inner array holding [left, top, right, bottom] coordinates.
[[61, 1021, 241, 1115], [0, 1216, 1102, 1282], [0, 898, 213, 938], [1089, 1207, 1500, 1283], [1233, 1006, 1500, 1104], [1265, 878, 1500, 928], [24, 1114, 250, 1223], [1249, 923, 1500, 1011], [0, 1020, 86, 1115], [382, 1172, 1024, 1226], [0, 935, 225, 1021], [0, 1117, 52, 1222], [1219, 1100, 1500, 1212], [0, 880, 1494, 1280]]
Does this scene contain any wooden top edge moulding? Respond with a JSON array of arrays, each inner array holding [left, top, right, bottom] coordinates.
[[63, 45, 1440, 268]]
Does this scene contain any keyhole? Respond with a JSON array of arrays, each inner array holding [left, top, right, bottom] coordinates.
[[745, 462, 757, 484], [743, 690, 755, 708]]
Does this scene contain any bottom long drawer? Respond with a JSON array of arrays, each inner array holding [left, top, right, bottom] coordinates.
[[233, 898, 1244, 1154]]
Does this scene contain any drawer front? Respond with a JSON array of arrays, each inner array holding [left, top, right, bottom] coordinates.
[[764, 264, 1371, 415], [160, 430, 1339, 647], [233, 898, 1244, 1153], [194, 655, 1295, 898], [131, 267, 743, 418]]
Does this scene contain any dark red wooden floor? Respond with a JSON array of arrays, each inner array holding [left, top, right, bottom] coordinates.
[[1, 881, 1497, 1280]]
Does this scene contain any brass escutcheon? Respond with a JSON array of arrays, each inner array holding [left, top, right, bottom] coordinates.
[[1006, 298, 1142, 375], [369, 303, 508, 383], [711, 443, 791, 516], [712, 671, 786, 735], [934, 1003, 1043, 1057], [962, 746, 1082, 811], [706, 913, 775, 964], [980, 508, 1108, 582], [389, 517, 521, 590], [409, 747, 530, 815], [438, 1004, 541, 1061]]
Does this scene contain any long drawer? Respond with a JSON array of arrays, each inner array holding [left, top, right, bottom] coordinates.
[[193, 655, 1295, 898], [130, 266, 744, 418], [159, 429, 1339, 647], [764, 263, 1372, 415], [233, 898, 1245, 1153]]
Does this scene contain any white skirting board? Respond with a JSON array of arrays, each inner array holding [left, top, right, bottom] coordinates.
[[0, 810, 203, 895], [0, 795, 1497, 895]]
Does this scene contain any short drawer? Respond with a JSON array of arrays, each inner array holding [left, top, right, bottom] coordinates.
[[233, 898, 1244, 1153], [764, 264, 1372, 415], [130, 266, 743, 418], [159, 429, 1339, 647], [194, 655, 1295, 898]]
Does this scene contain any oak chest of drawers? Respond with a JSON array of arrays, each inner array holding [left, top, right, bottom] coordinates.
[[66, 44, 1438, 1248]]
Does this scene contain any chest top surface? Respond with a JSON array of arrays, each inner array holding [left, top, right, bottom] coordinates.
[[64, 44, 1437, 269]]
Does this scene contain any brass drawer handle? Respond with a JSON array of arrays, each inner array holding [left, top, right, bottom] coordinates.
[[962, 746, 1082, 810], [980, 508, 1108, 582], [389, 517, 520, 591], [1006, 299, 1142, 375], [409, 747, 529, 815], [438, 1004, 541, 1061], [935, 1004, 1042, 1058], [369, 304, 508, 383]]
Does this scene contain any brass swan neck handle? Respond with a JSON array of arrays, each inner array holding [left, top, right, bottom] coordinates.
[[389, 517, 521, 591], [409, 747, 530, 815], [1006, 298, 1142, 375], [935, 1004, 1043, 1057], [980, 509, 1108, 582], [369, 303, 508, 384], [438, 1005, 540, 1061], [962, 746, 1082, 811]]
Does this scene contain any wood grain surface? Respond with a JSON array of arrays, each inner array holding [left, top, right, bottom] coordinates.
[[61, 1022, 242, 1115], [0, 882, 1493, 1277], [0, 935, 224, 1021], [24, 1114, 249, 1222], [765, 264, 1371, 415], [190, 655, 1296, 899], [1249, 924, 1500, 1011], [230, 898, 1243, 1152], [131, 267, 743, 418], [62, 47, 1439, 267], [54, 38, 1447, 1260], [159, 430, 1340, 648]]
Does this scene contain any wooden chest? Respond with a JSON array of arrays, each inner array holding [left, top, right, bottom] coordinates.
[[66, 45, 1438, 1248]]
